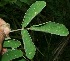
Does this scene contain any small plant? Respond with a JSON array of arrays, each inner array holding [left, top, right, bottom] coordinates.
[[1, 1, 69, 61]]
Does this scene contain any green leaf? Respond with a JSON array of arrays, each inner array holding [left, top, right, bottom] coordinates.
[[3, 39, 21, 48], [21, 30, 36, 59], [22, 1, 46, 27], [2, 50, 23, 61], [30, 21, 69, 36]]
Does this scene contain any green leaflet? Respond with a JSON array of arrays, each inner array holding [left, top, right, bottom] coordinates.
[[2, 50, 23, 61], [3, 39, 21, 48], [30, 22, 69, 36], [22, 1, 46, 27], [21, 29, 36, 59]]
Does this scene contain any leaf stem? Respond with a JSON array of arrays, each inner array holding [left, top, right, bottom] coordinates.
[[10, 28, 24, 32], [10, 28, 31, 32]]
